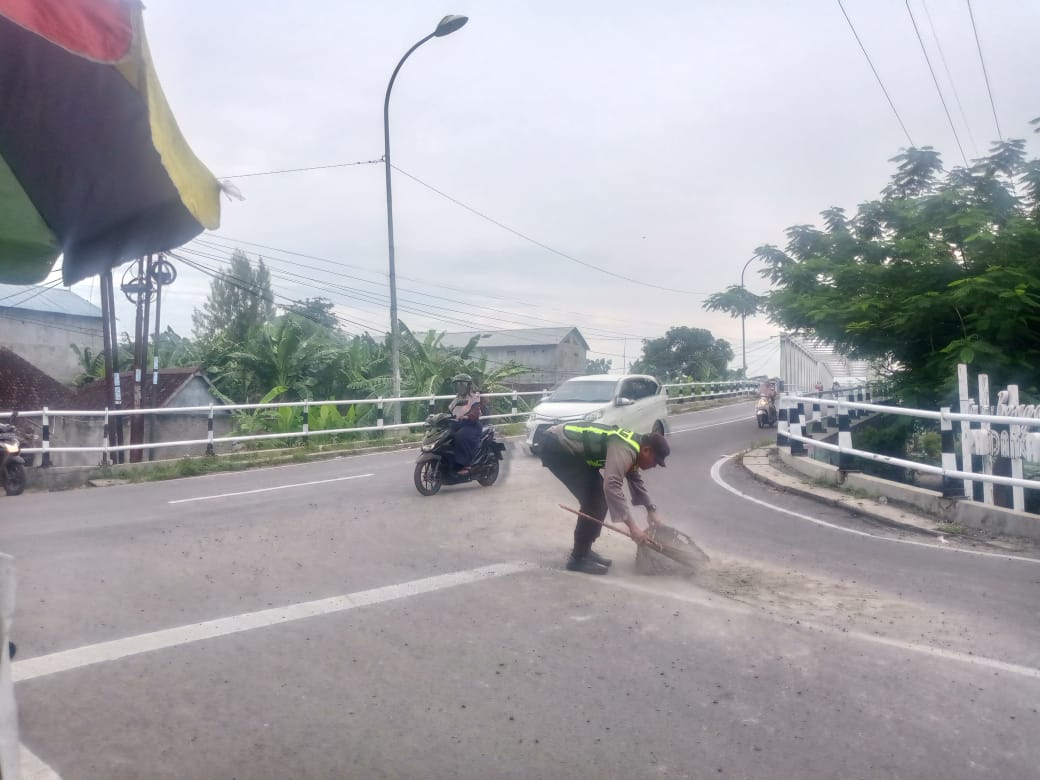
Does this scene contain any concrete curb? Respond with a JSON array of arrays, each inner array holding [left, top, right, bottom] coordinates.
[[740, 448, 943, 538], [741, 446, 1040, 545]]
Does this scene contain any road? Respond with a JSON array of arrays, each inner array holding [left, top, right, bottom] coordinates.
[[2, 403, 1038, 779]]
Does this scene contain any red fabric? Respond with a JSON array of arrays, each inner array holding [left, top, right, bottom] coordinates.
[[0, 0, 133, 63]]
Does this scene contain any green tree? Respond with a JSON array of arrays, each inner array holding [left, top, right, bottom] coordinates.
[[757, 124, 1040, 405], [631, 327, 733, 381], [703, 285, 763, 321], [191, 250, 275, 342], [286, 297, 340, 332], [585, 358, 612, 374]]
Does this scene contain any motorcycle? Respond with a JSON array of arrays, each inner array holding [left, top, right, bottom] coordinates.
[[755, 395, 777, 428], [413, 413, 506, 496], [0, 423, 27, 496]]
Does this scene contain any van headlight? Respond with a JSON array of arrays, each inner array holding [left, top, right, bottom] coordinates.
[[582, 409, 604, 422]]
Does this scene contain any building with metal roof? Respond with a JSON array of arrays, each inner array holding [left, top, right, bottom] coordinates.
[[0, 283, 104, 383], [439, 327, 589, 388]]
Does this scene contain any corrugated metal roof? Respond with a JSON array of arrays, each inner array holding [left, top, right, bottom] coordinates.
[[440, 327, 588, 350], [0, 283, 102, 318]]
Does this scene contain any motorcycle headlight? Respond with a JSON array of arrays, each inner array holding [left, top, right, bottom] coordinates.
[[1, 441, 17, 453]]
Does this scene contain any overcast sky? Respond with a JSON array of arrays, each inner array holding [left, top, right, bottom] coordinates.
[[66, 0, 1040, 378]]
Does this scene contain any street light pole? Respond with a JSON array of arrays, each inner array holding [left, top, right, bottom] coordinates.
[[383, 14, 468, 425], [739, 255, 758, 376]]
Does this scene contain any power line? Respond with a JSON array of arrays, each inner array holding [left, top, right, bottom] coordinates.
[[920, 0, 978, 157], [189, 238, 643, 340], [199, 233, 670, 334], [218, 158, 383, 179], [390, 164, 710, 296], [178, 246, 639, 360], [965, 0, 1003, 140], [905, 0, 968, 166], [836, 0, 915, 147]]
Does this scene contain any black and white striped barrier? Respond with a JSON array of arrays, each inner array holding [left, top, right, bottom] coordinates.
[[789, 403, 807, 456], [41, 406, 51, 467], [838, 406, 854, 471], [940, 406, 963, 498]]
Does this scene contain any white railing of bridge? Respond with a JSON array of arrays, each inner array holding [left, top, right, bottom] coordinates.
[[0, 381, 758, 463], [779, 375, 1040, 514]]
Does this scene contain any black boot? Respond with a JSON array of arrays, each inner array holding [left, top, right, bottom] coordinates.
[[566, 554, 608, 574], [586, 549, 612, 567]]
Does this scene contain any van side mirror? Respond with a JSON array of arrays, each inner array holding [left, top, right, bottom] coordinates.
[[615, 397, 634, 406]]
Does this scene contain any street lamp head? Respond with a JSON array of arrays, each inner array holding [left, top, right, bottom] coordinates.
[[434, 14, 468, 36]]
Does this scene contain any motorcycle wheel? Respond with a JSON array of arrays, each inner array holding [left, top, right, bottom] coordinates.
[[414, 459, 443, 496], [477, 458, 500, 487], [4, 461, 26, 496], [757, 416, 764, 428]]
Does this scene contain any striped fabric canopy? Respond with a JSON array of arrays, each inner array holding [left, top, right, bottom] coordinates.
[[0, 0, 222, 285]]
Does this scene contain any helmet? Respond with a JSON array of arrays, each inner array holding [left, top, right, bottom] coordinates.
[[451, 373, 473, 384]]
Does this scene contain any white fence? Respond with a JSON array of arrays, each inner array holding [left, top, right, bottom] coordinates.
[[0, 380, 758, 466], [779, 367, 1040, 514]]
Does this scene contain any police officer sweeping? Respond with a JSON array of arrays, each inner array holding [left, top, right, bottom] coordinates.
[[537, 422, 670, 574]]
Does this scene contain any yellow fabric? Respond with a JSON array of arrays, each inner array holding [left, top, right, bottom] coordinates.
[[115, 9, 220, 229]]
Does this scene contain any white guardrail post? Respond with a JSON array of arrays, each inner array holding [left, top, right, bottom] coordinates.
[[0, 553, 20, 780]]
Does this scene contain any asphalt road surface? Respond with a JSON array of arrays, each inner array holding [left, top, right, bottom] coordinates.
[[2, 403, 1038, 779]]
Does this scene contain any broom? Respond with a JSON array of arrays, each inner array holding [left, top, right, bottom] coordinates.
[[558, 504, 710, 569]]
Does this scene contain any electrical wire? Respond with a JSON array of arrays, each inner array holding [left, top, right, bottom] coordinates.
[[965, 0, 1003, 140], [390, 165, 710, 296], [905, 0, 968, 166], [188, 238, 642, 340], [921, 0, 978, 157], [218, 159, 383, 179], [836, 0, 915, 147]]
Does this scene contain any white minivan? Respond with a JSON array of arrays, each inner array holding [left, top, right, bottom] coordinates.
[[524, 374, 669, 454]]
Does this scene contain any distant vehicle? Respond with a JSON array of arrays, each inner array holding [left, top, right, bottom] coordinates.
[[524, 374, 669, 455]]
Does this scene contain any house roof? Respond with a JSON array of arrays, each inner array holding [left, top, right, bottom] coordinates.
[[71, 367, 220, 410], [440, 327, 589, 351], [0, 347, 74, 412], [0, 283, 102, 318]]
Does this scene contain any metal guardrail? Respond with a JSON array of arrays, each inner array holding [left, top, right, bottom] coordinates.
[[779, 390, 1040, 513], [0, 380, 758, 464]]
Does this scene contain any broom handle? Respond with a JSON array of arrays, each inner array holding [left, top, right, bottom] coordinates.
[[558, 504, 668, 554]]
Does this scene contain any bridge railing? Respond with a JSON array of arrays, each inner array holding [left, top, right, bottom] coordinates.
[[778, 384, 1040, 514], [0, 380, 755, 466]]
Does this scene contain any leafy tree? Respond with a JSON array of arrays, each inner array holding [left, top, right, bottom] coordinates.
[[755, 123, 1040, 405], [631, 327, 733, 381], [286, 297, 340, 332], [703, 286, 763, 321], [69, 344, 106, 387], [217, 316, 342, 403], [585, 358, 612, 374], [191, 250, 275, 342]]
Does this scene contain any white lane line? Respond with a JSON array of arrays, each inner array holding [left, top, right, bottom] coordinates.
[[670, 416, 751, 434], [592, 576, 1040, 681], [21, 743, 62, 779], [710, 455, 1040, 565], [12, 562, 532, 683], [168, 473, 374, 503]]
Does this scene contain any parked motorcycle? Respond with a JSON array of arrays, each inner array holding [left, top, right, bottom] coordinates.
[[413, 413, 506, 496], [0, 423, 27, 496], [755, 395, 777, 428]]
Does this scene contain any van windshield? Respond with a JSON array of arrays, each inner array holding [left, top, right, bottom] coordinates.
[[547, 380, 618, 403]]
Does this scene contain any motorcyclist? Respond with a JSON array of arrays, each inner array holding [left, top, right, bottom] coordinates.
[[447, 373, 486, 475]]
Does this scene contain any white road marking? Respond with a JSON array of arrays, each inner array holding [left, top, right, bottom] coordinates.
[[593, 575, 1040, 681], [710, 455, 1040, 564], [20, 743, 62, 779], [12, 562, 532, 683], [670, 416, 750, 434], [167, 473, 374, 503]]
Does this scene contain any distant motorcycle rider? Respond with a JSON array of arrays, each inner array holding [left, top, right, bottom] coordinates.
[[447, 373, 486, 474]]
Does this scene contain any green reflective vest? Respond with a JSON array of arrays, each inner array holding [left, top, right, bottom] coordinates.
[[561, 423, 640, 467]]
